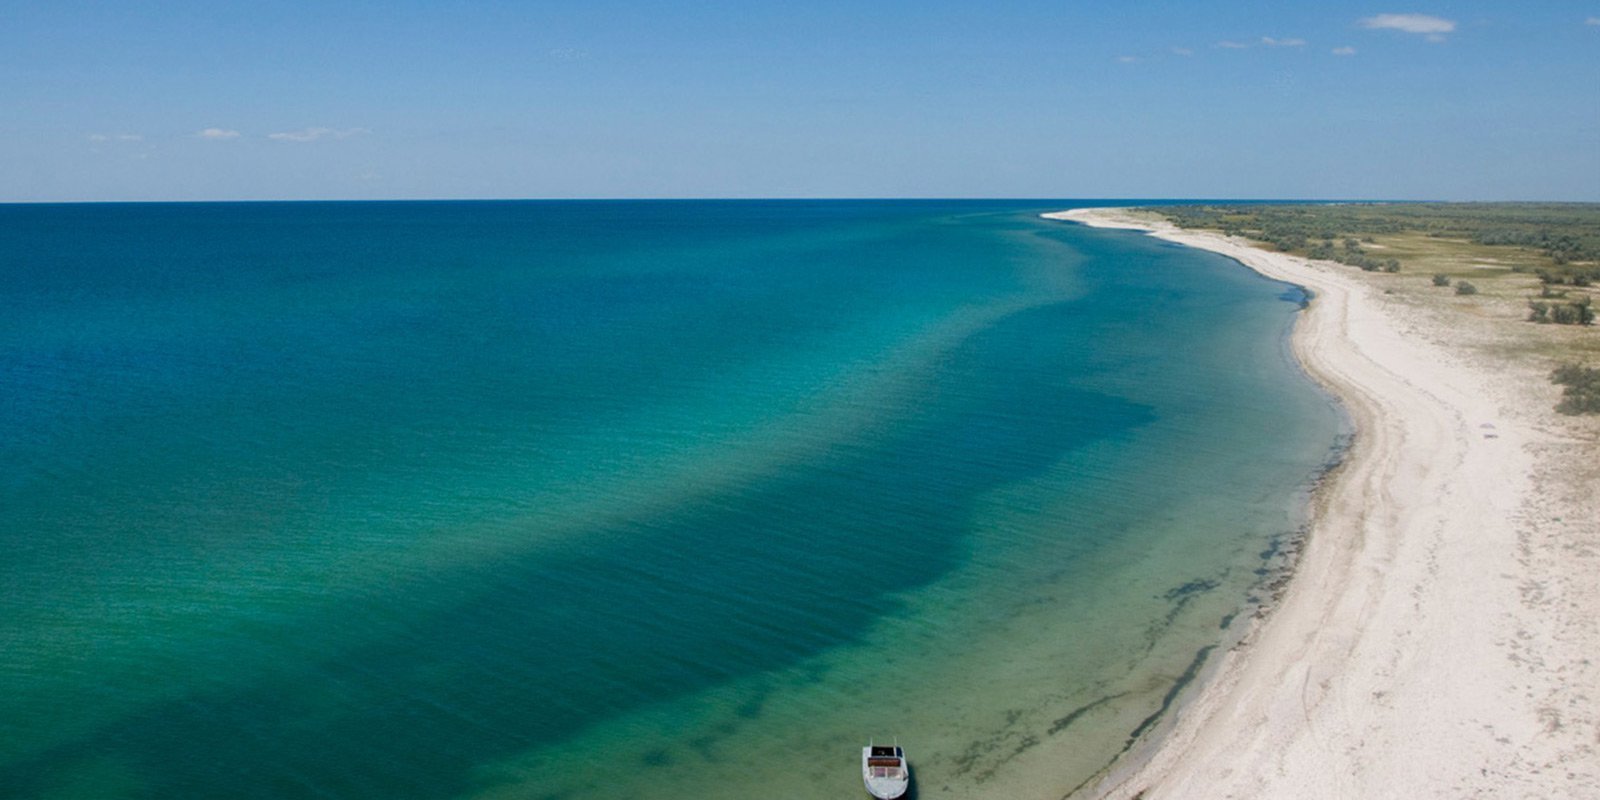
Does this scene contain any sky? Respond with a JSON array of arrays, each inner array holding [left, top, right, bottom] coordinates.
[[3, 1, 1598, 201]]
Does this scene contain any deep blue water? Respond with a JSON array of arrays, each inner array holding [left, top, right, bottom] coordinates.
[[0, 201, 1341, 799]]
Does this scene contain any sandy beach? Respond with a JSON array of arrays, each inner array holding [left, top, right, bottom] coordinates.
[[1045, 208, 1600, 799]]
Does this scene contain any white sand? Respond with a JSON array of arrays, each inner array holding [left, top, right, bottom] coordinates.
[[1043, 208, 1600, 799]]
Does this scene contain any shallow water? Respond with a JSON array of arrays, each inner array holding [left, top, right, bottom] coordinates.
[[0, 201, 1342, 799]]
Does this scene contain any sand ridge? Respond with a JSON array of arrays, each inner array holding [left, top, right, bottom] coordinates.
[[1043, 208, 1600, 799]]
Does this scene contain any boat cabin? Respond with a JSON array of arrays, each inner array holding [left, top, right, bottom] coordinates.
[[866, 745, 906, 779]]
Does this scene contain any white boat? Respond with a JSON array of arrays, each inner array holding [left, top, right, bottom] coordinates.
[[862, 742, 909, 799]]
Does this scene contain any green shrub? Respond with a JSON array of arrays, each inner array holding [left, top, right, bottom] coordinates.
[[1551, 364, 1600, 415], [1579, 297, 1596, 325], [1546, 297, 1596, 326], [1432, 274, 1451, 287], [1455, 281, 1478, 295]]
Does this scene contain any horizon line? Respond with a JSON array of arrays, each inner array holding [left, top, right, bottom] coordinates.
[[6, 197, 1596, 207]]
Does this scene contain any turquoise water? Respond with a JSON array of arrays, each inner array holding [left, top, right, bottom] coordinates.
[[0, 201, 1342, 799]]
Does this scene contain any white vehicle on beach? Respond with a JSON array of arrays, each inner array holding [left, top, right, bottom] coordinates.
[[862, 742, 909, 799]]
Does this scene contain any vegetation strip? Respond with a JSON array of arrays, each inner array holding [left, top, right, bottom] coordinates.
[[1149, 203, 1600, 413]]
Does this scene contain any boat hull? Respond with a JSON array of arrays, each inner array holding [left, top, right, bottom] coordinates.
[[862, 745, 910, 799]]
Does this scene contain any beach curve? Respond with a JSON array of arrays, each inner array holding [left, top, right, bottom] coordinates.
[[1043, 207, 1600, 799]]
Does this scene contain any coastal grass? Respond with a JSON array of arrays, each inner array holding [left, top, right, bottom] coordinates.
[[1368, 233, 1547, 276], [1146, 203, 1600, 412]]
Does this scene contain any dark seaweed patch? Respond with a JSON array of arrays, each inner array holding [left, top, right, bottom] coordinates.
[[1124, 645, 1217, 748], [1160, 578, 1220, 602], [1047, 693, 1126, 737]]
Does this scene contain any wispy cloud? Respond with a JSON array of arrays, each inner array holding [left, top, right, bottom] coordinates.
[[196, 127, 241, 140], [548, 47, 588, 61], [267, 127, 369, 142], [1261, 36, 1307, 47], [1332, 46, 1357, 56], [1116, 55, 1140, 63], [1171, 47, 1194, 56], [1359, 13, 1456, 41], [87, 133, 142, 142], [1587, 17, 1600, 26], [1216, 40, 1250, 49]]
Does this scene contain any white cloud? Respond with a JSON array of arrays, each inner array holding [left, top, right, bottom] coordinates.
[[1359, 13, 1456, 41], [267, 127, 369, 142], [268, 128, 331, 142], [548, 47, 588, 61], [1171, 47, 1195, 56], [1261, 36, 1307, 47], [1587, 17, 1600, 26], [1116, 55, 1140, 63], [1332, 46, 1357, 56], [196, 127, 241, 139], [1216, 40, 1250, 49]]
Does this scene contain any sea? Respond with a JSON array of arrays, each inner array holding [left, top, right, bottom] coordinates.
[[0, 200, 1344, 799]]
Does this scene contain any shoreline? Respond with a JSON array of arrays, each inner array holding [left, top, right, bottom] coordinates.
[[1043, 208, 1600, 798]]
